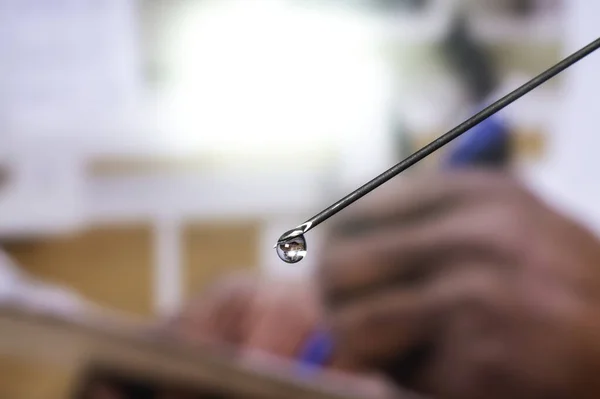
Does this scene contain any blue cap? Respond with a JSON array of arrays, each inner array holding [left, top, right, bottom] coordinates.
[[443, 114, 511, 169], [296, 330, 334, 375]]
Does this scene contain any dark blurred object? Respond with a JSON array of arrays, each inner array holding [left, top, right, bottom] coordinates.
[[441, 13, 499, 104], [0, 165, 14, 195], [0, 165, 9, 195], [389, 106, 415, 162], [495, 0, 537, 16], [510, 0, 536, 16], [477, 0, 562, 17], [374, 0, 430, 12], [76, 368, 227, 399], [440, 13, 512, 169]]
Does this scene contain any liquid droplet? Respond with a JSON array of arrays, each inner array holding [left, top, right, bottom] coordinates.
[[275, 235, 307, 264]]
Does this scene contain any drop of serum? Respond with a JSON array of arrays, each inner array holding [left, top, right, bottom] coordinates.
[[275, 235, 307, 264]]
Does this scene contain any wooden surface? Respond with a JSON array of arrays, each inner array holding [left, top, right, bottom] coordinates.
[[0, 357, 79, 399], [4, 221, 262, 316], [0, 304, 386, 399], [183, 221, 260, 298], [5, 224, 155, 316], [2, 221, 261, 397]]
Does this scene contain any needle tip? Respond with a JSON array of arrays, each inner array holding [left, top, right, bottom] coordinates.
[[275, 227, 306, 247]]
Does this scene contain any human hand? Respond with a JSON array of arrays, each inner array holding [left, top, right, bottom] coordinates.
[[318, 171, 600, 399], [167, 274, 320, 360]]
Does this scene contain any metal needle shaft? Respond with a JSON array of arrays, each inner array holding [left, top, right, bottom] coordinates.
[[276, 37, 600, 245]]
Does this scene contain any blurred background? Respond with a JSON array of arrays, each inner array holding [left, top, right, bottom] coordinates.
[[0, 0, 599, 321], [3, 0, 600, 395]]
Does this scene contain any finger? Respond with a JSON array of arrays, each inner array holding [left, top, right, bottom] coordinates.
[[244, 313, 312, 358], [84, 383, 127, 399], [244, 291, 316, 357], [326, 171, 520, 240], [319, 200, 527, 307], [214, 291, 253, 343], [190, 278, 257, 344], [327, 266, 503, 371], [328, 287, 438, 366]]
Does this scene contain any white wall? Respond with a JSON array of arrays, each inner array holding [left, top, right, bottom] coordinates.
[[525, 0, 600, 234]]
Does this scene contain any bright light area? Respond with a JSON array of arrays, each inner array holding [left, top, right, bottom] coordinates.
[[161, 0, 392, 165]]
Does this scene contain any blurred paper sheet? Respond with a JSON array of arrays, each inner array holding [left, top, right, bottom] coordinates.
[[0, 302, 399, 399]]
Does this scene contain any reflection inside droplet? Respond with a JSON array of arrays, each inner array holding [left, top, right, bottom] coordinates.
[[275, 235, 307, 264]]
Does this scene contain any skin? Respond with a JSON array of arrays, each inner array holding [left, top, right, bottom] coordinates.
[[167, 274, 398, 397], [85, 275, 325, 399], [317, 171, 600, 399], [167, 273, 261, 347], [169, 273, 321, 360]]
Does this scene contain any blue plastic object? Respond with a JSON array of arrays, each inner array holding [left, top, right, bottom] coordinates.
[[296, 330, 335, 372], [442, 113, 510, 169]]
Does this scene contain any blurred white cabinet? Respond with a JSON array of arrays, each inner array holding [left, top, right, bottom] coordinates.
[[0, 141, 85, 237], [539, 0, 600, 235], [0, 0, 141, 235], [0, 0, 141, 140]]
